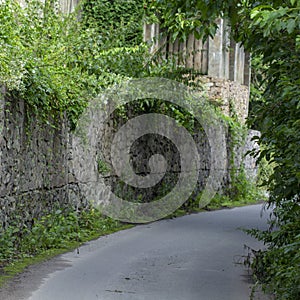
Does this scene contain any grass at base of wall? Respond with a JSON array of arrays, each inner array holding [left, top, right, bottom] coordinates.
[[0, 224, 133, 287], [0, 207, 133, 288], [204, 194, 266, 211], [167, 189, 267, 219]]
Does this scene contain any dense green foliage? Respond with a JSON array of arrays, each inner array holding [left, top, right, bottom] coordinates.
[[81, 0, 144, 47], [1, 0, 95, 127], [238, 3, 300, 298], [0, 0, 146, 128], [0, 206, 122, 264], [147, 0, 300, 299], [145, 0, 236, 41]]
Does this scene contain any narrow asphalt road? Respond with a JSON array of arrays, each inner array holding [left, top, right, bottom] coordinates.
[[0, 204, 273, 300]]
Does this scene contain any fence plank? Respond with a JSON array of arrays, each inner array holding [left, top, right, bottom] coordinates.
[[229, 39, 236, 82], [201, 40, 209, 74], [168, 37, 173, 61], [173, 39, 179, 65], [243, 51, 251, 86], [159, 34, 167, 61], [143, 24, 152, 42], [142, 23, 249, 82], [186, 34, 194, 68], [194, 38, 202, 71], [179, 40, 186, 66]]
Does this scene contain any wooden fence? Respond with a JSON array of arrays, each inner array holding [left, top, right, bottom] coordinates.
[[58, 0, 79, 13], [16, 1, 250, 86], [18, 0, 79, 13], [144, 19, 250, 86]]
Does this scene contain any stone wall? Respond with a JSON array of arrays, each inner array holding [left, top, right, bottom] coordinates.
[[0, 76, 257, 226], [67, 76, 255, 210], [0, 89, 71, 228], [0, 1, 258, 226], [194, 76, 249, 123], [234, 129, 261, 181]]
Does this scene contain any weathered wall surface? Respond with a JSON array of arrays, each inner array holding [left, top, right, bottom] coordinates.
[[194, 76, 249, 123], [0, 89, 108, 228], [0, 90, 71, 228], [234, 129, 260, 181], [0, 74, 257, 227]]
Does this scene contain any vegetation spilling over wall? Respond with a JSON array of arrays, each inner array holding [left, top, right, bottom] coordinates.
[[1, 0, 92, 128], [81, 0, 144, 47], [0, 0, 146, 128], [0, 0, 143, 274], [0, 0, 147, 225]]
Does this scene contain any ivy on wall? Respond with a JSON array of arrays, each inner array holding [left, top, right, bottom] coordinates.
[[81, 0, 144, 47], [1, 1, 88, 127], [0, 0, 147, 128]]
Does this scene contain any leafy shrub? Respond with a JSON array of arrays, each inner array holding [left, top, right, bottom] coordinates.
[[0, 206, 121, 264], [247, 201, 300, 299], [81, 0, 144, 47], [0, 0, 147, 128]]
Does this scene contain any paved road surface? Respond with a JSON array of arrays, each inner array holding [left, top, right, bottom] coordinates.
[[0, 205, 273, 300]]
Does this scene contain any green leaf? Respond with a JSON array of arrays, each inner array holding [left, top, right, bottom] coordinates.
[[286, 19, 296, 34]]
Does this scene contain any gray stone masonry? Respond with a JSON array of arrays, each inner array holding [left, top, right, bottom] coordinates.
[[0, 75, 257, 227]]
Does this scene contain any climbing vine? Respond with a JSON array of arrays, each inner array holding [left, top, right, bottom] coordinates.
[[1, 1, 90, 127], [81, 0, 144, 47], [0, 0, 147, 128]]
